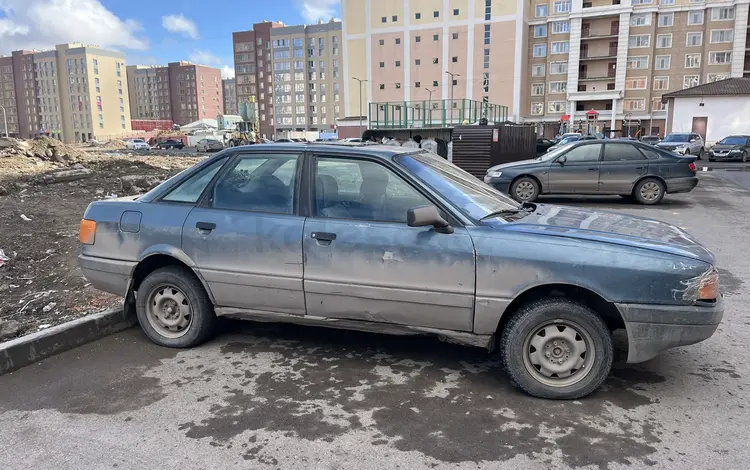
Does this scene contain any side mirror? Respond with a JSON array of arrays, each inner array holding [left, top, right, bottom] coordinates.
[[690, 138, 697, 142], [407, 205, 454, 234], [557, 155, 567, 164]]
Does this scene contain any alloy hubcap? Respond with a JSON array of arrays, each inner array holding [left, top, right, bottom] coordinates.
[[515, 181, 535, 200], [146, 285, 192, 338], [640, 182, 661, 201], [522, 321, 594, 387]]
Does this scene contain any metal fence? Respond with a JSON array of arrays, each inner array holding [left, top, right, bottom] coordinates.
[[368, 99, 508, 130]]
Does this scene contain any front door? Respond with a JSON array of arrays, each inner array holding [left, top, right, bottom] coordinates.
[[692, 117, 707, 141], [599, 143, 648, 194], [302, 155, 476, 331], [182, 151, 306, 315], [548, 143, 604, 193]]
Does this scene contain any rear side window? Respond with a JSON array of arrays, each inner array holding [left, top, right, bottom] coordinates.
[[162, 157, 227, 203], [603, 143, 646, 161]]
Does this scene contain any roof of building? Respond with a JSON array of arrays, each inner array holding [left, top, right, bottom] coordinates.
[[662, 78, 750, 100]]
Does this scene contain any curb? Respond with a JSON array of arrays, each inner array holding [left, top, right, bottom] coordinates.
[[0, 306, 136, 376]]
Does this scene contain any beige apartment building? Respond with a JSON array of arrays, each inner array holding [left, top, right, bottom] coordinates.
[[223, 78, 237, 115], [343, 0, 750, 136]]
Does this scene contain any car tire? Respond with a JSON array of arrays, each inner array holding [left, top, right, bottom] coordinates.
[[510, 176, 540, 203], [697, 148, 704, 160], [136, 266, 217, 348], [500, 298, 613, 400], [633, 178, 665, 205], [742, 152, 748, 163]]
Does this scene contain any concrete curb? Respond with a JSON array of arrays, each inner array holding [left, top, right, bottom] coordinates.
[[0, 307, 136, 376]]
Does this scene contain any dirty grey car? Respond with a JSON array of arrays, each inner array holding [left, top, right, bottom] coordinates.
[[657, 133, 705, 158], [79, 144, 722, 399]]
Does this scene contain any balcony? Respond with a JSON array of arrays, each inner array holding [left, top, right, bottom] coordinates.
[[582, 0, 620, 7], [580, 47, 618, 61], [581, 22, 619, 40]]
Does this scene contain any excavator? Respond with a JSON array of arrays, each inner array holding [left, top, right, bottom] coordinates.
[[228, 98, 260, 146]]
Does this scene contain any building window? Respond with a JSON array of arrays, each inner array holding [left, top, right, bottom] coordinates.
[[709, 51, 732, 65], [686, 32, 703, 47], [433, 34, 439, 41], [710, 30, 734, 43], [392, 15, 398, 21], [655, 55, 671, 69], [688, 11, 704, 25], [433, 57, 439, 64], [432, 80, 439, 87], [395, 83, 401, 89], [395, 38, 401, 44], [395, 61, 401, 67], [685, 53, 701, 68], [550, 62, 568, 74], [632, 0, 652, 4], [531, 64, 546, 77], [531, 83, 545, 96], [707, 73, 730, 83], [531, 102, 544, 115], [547, 101, 565, 113], [381, 16, 386, 23], [452, 57, 458, 63], [712, 7, 735, 21], [623, 99, 645, 111], [379, 84, 385, 90], [652, 98, 666, 111], [415, 12, 421, 19], [434, 10, 439, 17], [553, 0, 572, 14], [452, 32, 459, 40], [625, 77, 647, 90], [379, 62, 384, 68], [631, 14, 650, 27], [653, 76, 669, 90], [659, 0, 674, 5], [536, 4, 548, 17], [628, 34, 650, 48], [379, 39, 384, 45], [416, 36, 421, 43], [415, 59, 421, 65], [656, 34, 672, 48], [549, 82, 567, 93], [552, 21, 570, 34], [535, 25, 548, 38], [550, 41, 569, 54], [658, 13, 674, 27], [533, 44, 547, 57], [415, 81, 421, 88], [683, 75, 699, 89], [627, 56, 649, 69]]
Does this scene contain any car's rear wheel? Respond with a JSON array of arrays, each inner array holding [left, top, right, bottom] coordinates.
[[742, 151, 748, 163], [633, 178, 665, 205], [136, 266, 216, 348], [511, 177, 540, 203], [500, 298, 613, 399]]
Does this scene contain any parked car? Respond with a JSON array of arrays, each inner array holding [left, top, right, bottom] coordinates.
[[484, 140, 698, 205], [546, 135, 599, 153], [708, 135, 750, 162], [196, 139, 224, 153], [156, 139, 185, 150], [275, 138, 293, 143], [79, 144, 722, 399], [640, 135, 662, 146], [536, 138, 556, 155], [340, 137, 363, 143], [125, 139, 150, 151], [656, 133, 704, 158]]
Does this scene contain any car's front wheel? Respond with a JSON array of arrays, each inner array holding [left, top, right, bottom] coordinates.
[[136, 266, 217, 348], [500, 298, 613, 399], [633, 178, 665, 205], [510, 176, 540, 203], [741, 151, 748, 163]]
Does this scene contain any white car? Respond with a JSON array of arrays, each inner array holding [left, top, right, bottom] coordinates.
[[126, 139, 150, 150]]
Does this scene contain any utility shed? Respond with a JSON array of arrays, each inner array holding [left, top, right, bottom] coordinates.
[[662, 78, 750, 145], [451, 124, 536, 178]]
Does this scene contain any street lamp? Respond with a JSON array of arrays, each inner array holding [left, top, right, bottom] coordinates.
[[352, 77, 368, 137], [445, 71, 460, 123], [0, 105, 7, 138], [424, 88, 435, 126]]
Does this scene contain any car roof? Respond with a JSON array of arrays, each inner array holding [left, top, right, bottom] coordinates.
[[228, 142, 418, 160]]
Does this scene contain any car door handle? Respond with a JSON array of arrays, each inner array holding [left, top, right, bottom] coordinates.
[[311, 232, 337, 241], [635, 167, 645, 170], [588, 167, 598, 171], [196, 221, 216, 232]]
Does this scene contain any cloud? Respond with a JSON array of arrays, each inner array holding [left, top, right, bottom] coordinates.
[[0, 0, 148, 54], [221, 65, 235, 80], [298, 0, 340, 23], [161, 14, 199, 40], [189, 49, 221, 66]]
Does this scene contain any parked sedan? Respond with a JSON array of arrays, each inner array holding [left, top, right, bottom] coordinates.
[[196, 139, 224, 153], [640, 135, 662, 146], [484, 140, 698, 205], [536, 138, 556, 155], [156, 139, 185, 150], [79, 144, 722, 399], [657, 133, 704, 158], [125, 138, 150, 150], [708, 135, 750, 162]]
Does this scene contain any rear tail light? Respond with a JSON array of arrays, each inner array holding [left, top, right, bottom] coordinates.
[[79, 219, 97, 245], [688, 162, 696, 173]]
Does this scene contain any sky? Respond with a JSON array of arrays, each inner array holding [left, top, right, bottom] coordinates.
[[0, 0, 342, 79]]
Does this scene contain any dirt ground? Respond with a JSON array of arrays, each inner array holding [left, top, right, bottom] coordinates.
[[0, 149, 204, 341]]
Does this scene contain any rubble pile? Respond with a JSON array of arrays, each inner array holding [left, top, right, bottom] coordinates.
[[96, 139, 128, 149], [0, 137, 82, 165]]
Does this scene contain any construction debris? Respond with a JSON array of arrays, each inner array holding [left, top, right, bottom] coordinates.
[[0, 136, 82, 165], [33, 167, 93, 185]]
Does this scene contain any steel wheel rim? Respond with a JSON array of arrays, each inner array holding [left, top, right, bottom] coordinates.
[[515, 181, 535, 200], [522, 320, 595, 388], [146, 284, 193, 339], [639, 182, 661, 201]]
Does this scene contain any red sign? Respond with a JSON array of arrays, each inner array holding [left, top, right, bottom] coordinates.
[[492, 128, 499, 142], [560, 114, 570, 121]]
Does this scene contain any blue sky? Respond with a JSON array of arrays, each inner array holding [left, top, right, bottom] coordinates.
[[0, 0, 341, 78]]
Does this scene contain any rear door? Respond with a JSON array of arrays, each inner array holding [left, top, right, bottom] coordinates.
[[547, 143, 603, 193], [599, 143, 648, 194]]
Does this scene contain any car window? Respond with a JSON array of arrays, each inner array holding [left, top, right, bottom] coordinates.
[[314, 157, 431, 223], [162, 157, 227, 203], [603, 143, 646, 161], [212, 154, 299, 214], [562, 144, 602, 162], [639, 147, 663, 160]]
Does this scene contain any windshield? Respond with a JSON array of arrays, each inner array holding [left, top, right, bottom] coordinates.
[[396, 151, 521, 221], [718, 136, 748, 146], [663, 134, 690, 142], [558, 136, 580, 145], [539, 144, 572, 161]]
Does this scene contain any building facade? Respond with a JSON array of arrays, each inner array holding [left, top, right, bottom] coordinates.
[[0, 55, 20, 137], [126, 65, 172, 121], [269, 21, 343, 137], [342, 0, 750, 137], [223, 78, 237, 114]]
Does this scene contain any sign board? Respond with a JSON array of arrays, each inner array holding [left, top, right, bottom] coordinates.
[[492, 128, 499, 142]]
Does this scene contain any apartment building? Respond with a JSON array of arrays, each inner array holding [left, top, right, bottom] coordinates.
[[233, 22, 284, 138], [269, 21, 343, 137], [223, 78, 237, 114], [126, 65, 172, 121], [343, 0, 750, 136], [0, 56, 20, 136]]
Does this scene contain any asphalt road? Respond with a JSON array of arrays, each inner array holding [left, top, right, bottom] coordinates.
[[1, 171, 748, 469]]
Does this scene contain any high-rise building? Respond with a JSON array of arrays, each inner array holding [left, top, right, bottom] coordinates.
[[269, 20, 343, 137], [126, 65, 172, 121], [1, 43, 133, 143], [222, 78, 237, 114], [0, 55, 20, 137], [233, 21, 284, 138], [342, 0, 750, 136]]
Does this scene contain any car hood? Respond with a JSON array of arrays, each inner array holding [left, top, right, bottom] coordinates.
[[488, 159, 543, 172], [711, 144, 742, 151], [502, 204, 715, 264], [657, 141, 689, 148]]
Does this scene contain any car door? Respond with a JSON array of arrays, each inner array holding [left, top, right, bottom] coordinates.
[[547, 142, 604, 193], [690, 134, 703, 154], [302, 154, 476, 332], [182, 150, 306, 315], [599, 143, 649, 194]]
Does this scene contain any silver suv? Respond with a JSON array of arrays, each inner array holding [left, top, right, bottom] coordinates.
[[656, 133, 704, 158]]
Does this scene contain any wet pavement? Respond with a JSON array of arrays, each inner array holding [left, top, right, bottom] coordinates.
[[0, 172, 748, 469]]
